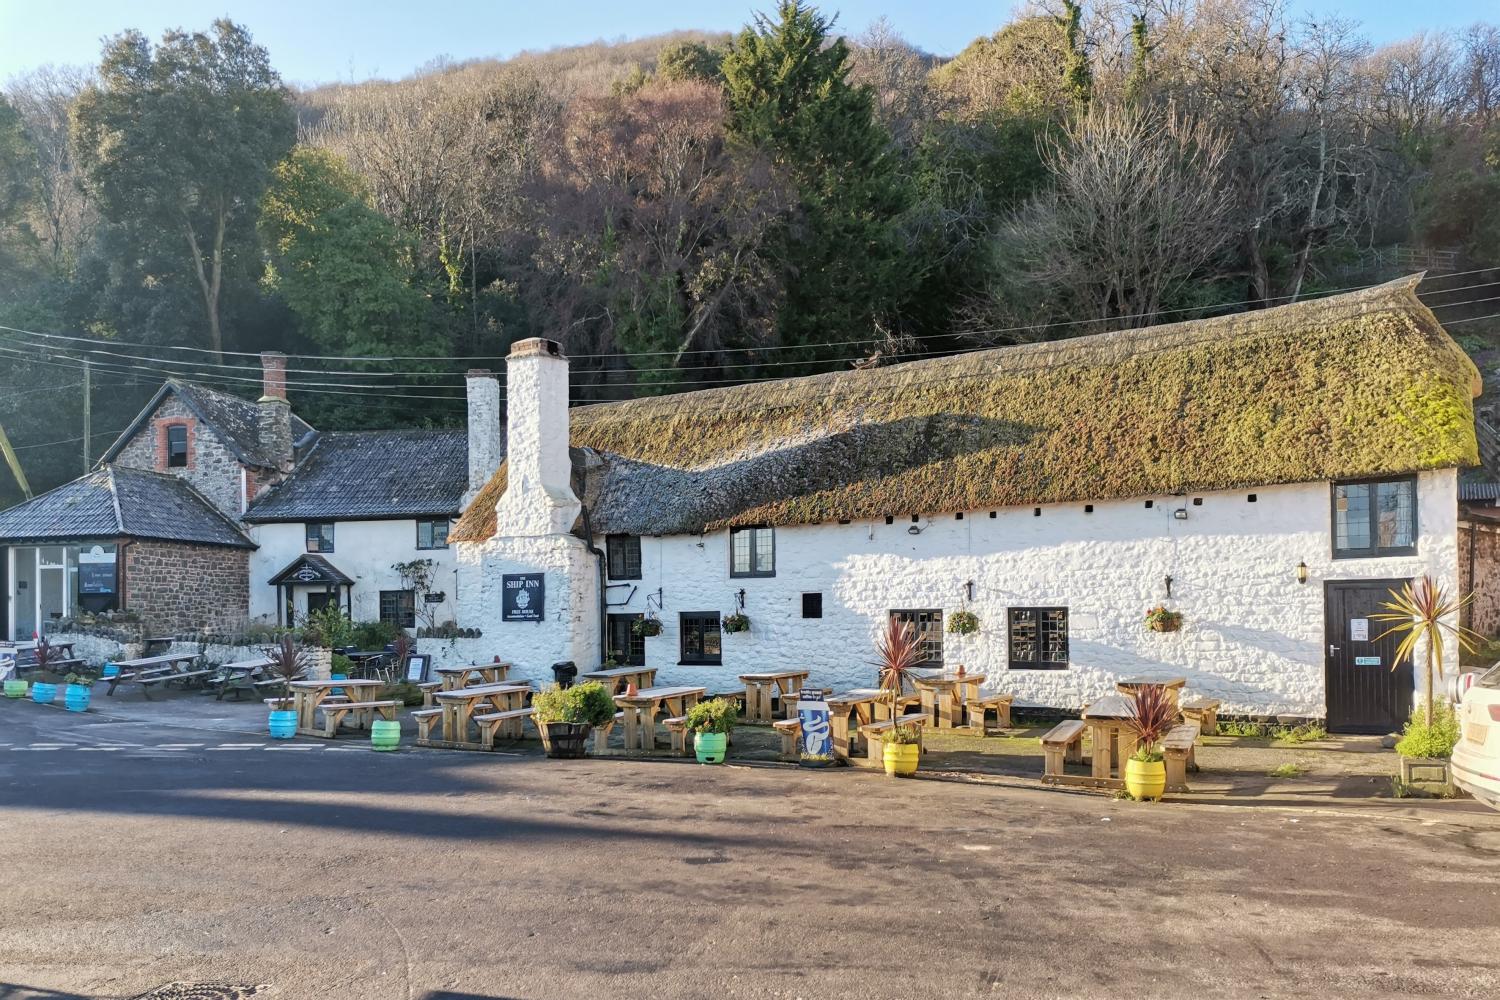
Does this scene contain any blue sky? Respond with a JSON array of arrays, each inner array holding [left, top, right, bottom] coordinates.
[[2, 1, 1495, 86]]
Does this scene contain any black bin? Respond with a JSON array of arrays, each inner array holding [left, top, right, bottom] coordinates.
[[552, 661, 578, 688]]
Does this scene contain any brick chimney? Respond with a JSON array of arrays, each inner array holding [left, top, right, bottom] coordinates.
[[494, 338, 579, 536], [258, 351, 293, 472], [464, 368, 502, 507]]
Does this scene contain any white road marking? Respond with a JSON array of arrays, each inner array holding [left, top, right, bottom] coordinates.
[[156, 743, 204, 749], [267, 744, 320, 751], [210, 744, 264, 751], [27, 744, 73, 750]]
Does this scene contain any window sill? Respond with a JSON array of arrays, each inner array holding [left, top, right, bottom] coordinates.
[[678, 661, 722, 667], [1008, 664, 1070, 671], [1331, 548, 1418, 560]]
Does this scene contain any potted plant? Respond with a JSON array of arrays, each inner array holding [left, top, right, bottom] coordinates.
[[685, 697, 738, 764], [28, 636, 62, 705], [633, 616, 663, 638], [264, 634, 307, 739], [1393, 702, 1462, 788], [948, 610, 980, 636], [872, 617, 923, 777], [721, 612, 750, 634], [532, 681, 615, 758], [3, 676, 26, 699], [1144, 606, 1183, 633], [63, 671, 95, 713], [1122, 683, 1176, 800]]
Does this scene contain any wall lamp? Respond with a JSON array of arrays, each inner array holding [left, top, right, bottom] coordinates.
[[1173, 507, 1189, 520], [1296, 561, 1309, 585], [907, 524, 923, 536]]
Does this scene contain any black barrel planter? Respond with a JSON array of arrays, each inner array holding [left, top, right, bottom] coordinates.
[[546, 722, 591, 759]]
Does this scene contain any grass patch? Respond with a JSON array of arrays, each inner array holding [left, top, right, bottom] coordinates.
[[1273, 723, 1328, 745], [1268, 762, 1309, 778], [1217, 720, 1328, 743]]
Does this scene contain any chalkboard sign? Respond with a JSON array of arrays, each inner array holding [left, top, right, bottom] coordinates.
[[404, 653, 431, 682], [78, 546, 116, 595], [502, 573, 545, 622]]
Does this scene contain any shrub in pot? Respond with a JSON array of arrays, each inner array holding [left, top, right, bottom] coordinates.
[[1123, 683, 1176, 800], [533, 681, 615, 758], [28, 637, 62, 705], [947, 610, 980, 636], [882, 724, 922, 777], [872, 617, 923, 776], [685, 697, 739, 764], [264, 635, 308, 739], [63, 671, 95, 713], [1144, 606, 1183, 633]]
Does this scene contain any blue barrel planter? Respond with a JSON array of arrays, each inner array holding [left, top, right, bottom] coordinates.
[[64, 683, 92, 713], [370, 719, 401, 751], [3, 679, 27, 699], [695, 731, 728, 764], [330, 672, 347, 697], [102, 663, 120, 678], [268, 709, 297, 740], [31, 682, 57, 705]]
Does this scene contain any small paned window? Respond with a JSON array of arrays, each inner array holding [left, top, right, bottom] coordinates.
[[680, 612, 722, 665], [1008, 607, 1069, 670], [417, 519, 451, 550], [607, 613, 647, 666], [890, 609, 943, 667], [607, 535, 642, 580], [1332, 477, 1417, 558], [730, 527, 775, 577], [305, 522, 335, 553], [166, 425, 188, 468], [379, 589, 416, 628]]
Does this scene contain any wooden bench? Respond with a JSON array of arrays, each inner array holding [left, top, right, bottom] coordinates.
[[1180, 697, 1221, 737], [412, 707, 445, 743], [473, 707, 535, 750], [663, 716, 692, 757], [773, 717, 801, 759], [1162, 724, 1199, 792], [316, 699, 400, 739], [592, 711, 623, 756], [855, 713, 930, 768], [965, 692, 1015, 732], [417, 681, 443, 707], [1040, 719, 1086, 784]]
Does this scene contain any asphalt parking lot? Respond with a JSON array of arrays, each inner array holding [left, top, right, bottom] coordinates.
[[1, 704, 1498, 1000]]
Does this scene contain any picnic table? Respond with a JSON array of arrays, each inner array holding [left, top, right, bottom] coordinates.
[[909, 670, 989, 729], [1081, 694, 1141, 785], [738, 670, 809, 723], [1115, 677, 1187, 713], [103, 653, 208, 698], [435, 662, 512, 691], [579, 665, 658, 695], [613, 685, 706, 752], [287, 678, 385, 737], [212, 657, 279, 700], [824, 688, 889, 759], [431, 682, 533, 746]]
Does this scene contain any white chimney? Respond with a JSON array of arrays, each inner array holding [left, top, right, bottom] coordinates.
[[494, 338, 579, 536], [464, 368, 502, 507]]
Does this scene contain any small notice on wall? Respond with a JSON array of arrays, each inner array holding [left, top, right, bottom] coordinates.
[[1355, 656, 1381, 666], [1349, 618, 1369, 642], [502, 573, 545, 622]]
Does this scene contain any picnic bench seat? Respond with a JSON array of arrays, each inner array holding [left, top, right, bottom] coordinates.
[[592, 711, 623, 756], [316, 699, 400, 739], [105, 667, 213, 698], [412, 707, 444, 743], [1179, 697, 1221, 737], [1162, 723, 1199, 792], [473, 707, 535, 750], [855, 713, 930, 768], [964, 691, 1015, 732], [1040, 719, 1087, 783], [773, 717, 801, 758], [417, 681, 443, 706], [662, 715, 692, 757]]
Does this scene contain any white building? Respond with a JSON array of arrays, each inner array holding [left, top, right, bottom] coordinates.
[[445, 277, 1481, 733]]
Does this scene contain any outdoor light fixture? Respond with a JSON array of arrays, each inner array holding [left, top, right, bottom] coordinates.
[[1164, 574, 1173, 598], [907, 524, 923, 536], [1173, 507, 1189, 520], [964, 579, 975, 601], [1296, 561, 1309, 585]]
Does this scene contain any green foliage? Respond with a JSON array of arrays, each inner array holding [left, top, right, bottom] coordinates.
[[1272, 723, 1327, 745], [63, 671, 95, 687], [1144, 606, 1183, 632], [947, 611, 980, 635], [884, 724, 921, 745], [633, 617, 663, 638], [351, 620, 402, 651], [381, 681, 426, 707], [657, 40, 724, 83], [532, 681, 616, 727], [721, 612, 750, 634], [685, 696, 739, 734], [1268, 762, 1308, 778], [300, 605, 354, 649], [1394, 702, 1461, 760], [1129, 746, 1164, 763], [1058, 1, 1093, 108], [330, 653, 354, 676]]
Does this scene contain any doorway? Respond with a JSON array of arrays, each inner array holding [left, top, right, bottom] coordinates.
[[1324, 579, 1414, 733]]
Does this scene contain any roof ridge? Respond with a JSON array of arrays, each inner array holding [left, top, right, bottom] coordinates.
[[104, 466, 126, 535]]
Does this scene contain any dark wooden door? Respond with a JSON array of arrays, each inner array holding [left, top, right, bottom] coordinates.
[[1324, 579, 1413, 733]]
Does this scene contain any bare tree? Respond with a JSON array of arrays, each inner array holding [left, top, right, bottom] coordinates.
[[849, 18, 937, 147], [4, 65, 93, 267]]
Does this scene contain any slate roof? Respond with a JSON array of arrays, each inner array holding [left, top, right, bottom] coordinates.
[[267, 553, 354, 586], [244, 429, 469, 522], [0, 467, 255, 548], [99, 380, 316, 469]]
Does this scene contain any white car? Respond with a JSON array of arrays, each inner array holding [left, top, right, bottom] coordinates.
[[1453, 664, 1500, 811]]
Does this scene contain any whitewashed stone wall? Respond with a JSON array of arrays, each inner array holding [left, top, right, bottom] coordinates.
[[454, 471, 1456, 717]]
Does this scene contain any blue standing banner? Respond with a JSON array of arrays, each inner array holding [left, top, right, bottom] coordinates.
[[797, 688, 833, 767]]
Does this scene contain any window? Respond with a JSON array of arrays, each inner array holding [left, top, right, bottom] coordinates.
[[306, 592, 337, 617], [607, 534, 641, 580], [607, 613, 647, 666], [305, 522, 335, 553], [1332, 477, 1417, 558], [730, 527, 774, 577], [166, 425, 188, 467], [890, 609, 943, 667], [379, 589, 416, 628], [1008, 607, 1069, 670], [802, 592, 823, 619], [679, 612, 722, 665], [417, 519, 450, 550]]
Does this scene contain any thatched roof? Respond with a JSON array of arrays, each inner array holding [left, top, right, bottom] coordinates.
[[453, 276, 1479, 542]]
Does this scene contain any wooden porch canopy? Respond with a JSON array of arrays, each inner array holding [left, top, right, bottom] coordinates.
[[268, 553, 353, 626]]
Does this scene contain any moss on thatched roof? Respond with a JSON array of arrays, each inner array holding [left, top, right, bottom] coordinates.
[[453, 276, 1479, 542]]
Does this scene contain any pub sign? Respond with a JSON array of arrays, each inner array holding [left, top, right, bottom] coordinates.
[[502, 573, 545, 622]]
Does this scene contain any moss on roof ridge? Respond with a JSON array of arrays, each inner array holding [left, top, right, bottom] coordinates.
[[452, 276, 1479, 542]]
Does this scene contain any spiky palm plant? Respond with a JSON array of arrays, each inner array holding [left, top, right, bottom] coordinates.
[[1371, 575, 1481, 727], [872, 617, 923, 740], [265, 634, 307, 709], [1124, 683, 1175, 760]]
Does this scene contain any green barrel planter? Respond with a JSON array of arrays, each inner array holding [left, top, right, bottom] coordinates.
[[63, 684, 92, 713], [695, 731, 728, 764], [268, 708, 297, 740], [370, 719, 401, 751], [3, 679, 27, 699], [30, 682, 57, 705]]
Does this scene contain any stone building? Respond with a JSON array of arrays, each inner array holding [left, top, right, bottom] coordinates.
[[447, 277, 1481, 733]]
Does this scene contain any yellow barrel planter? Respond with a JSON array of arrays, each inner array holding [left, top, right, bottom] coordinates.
[[1124, 756, 1166, 801]]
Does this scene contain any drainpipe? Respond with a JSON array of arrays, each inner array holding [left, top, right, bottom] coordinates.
[[580, 502, 607, 662]]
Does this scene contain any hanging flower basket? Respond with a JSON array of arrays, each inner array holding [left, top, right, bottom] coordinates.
[[1145, 606, 1183, 633], [721, 612, 751, 634], [632, 616, 663, 638], [947, 610, 980, 635]]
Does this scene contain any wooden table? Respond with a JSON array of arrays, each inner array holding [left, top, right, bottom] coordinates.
[[434, 682, 533, 745], [288, 678, 385, 737], [738, 670, 810, 723], [213, 657, 277, 700], [825, 689, 888, 759], [435, 662, 512, 691], [103, 653, 205, 698], [1082, 694, 1140, 786], [909, 670, 990, 729], [613, 686, 706, 752], [580, 665, 658, 695], [1115, 677, 1187, 714]]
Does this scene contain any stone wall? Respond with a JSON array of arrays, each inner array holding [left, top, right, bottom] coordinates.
[[1460, 516, 1500, 637], [124, 541, 250, 636], [113, 395, 247, 520]]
